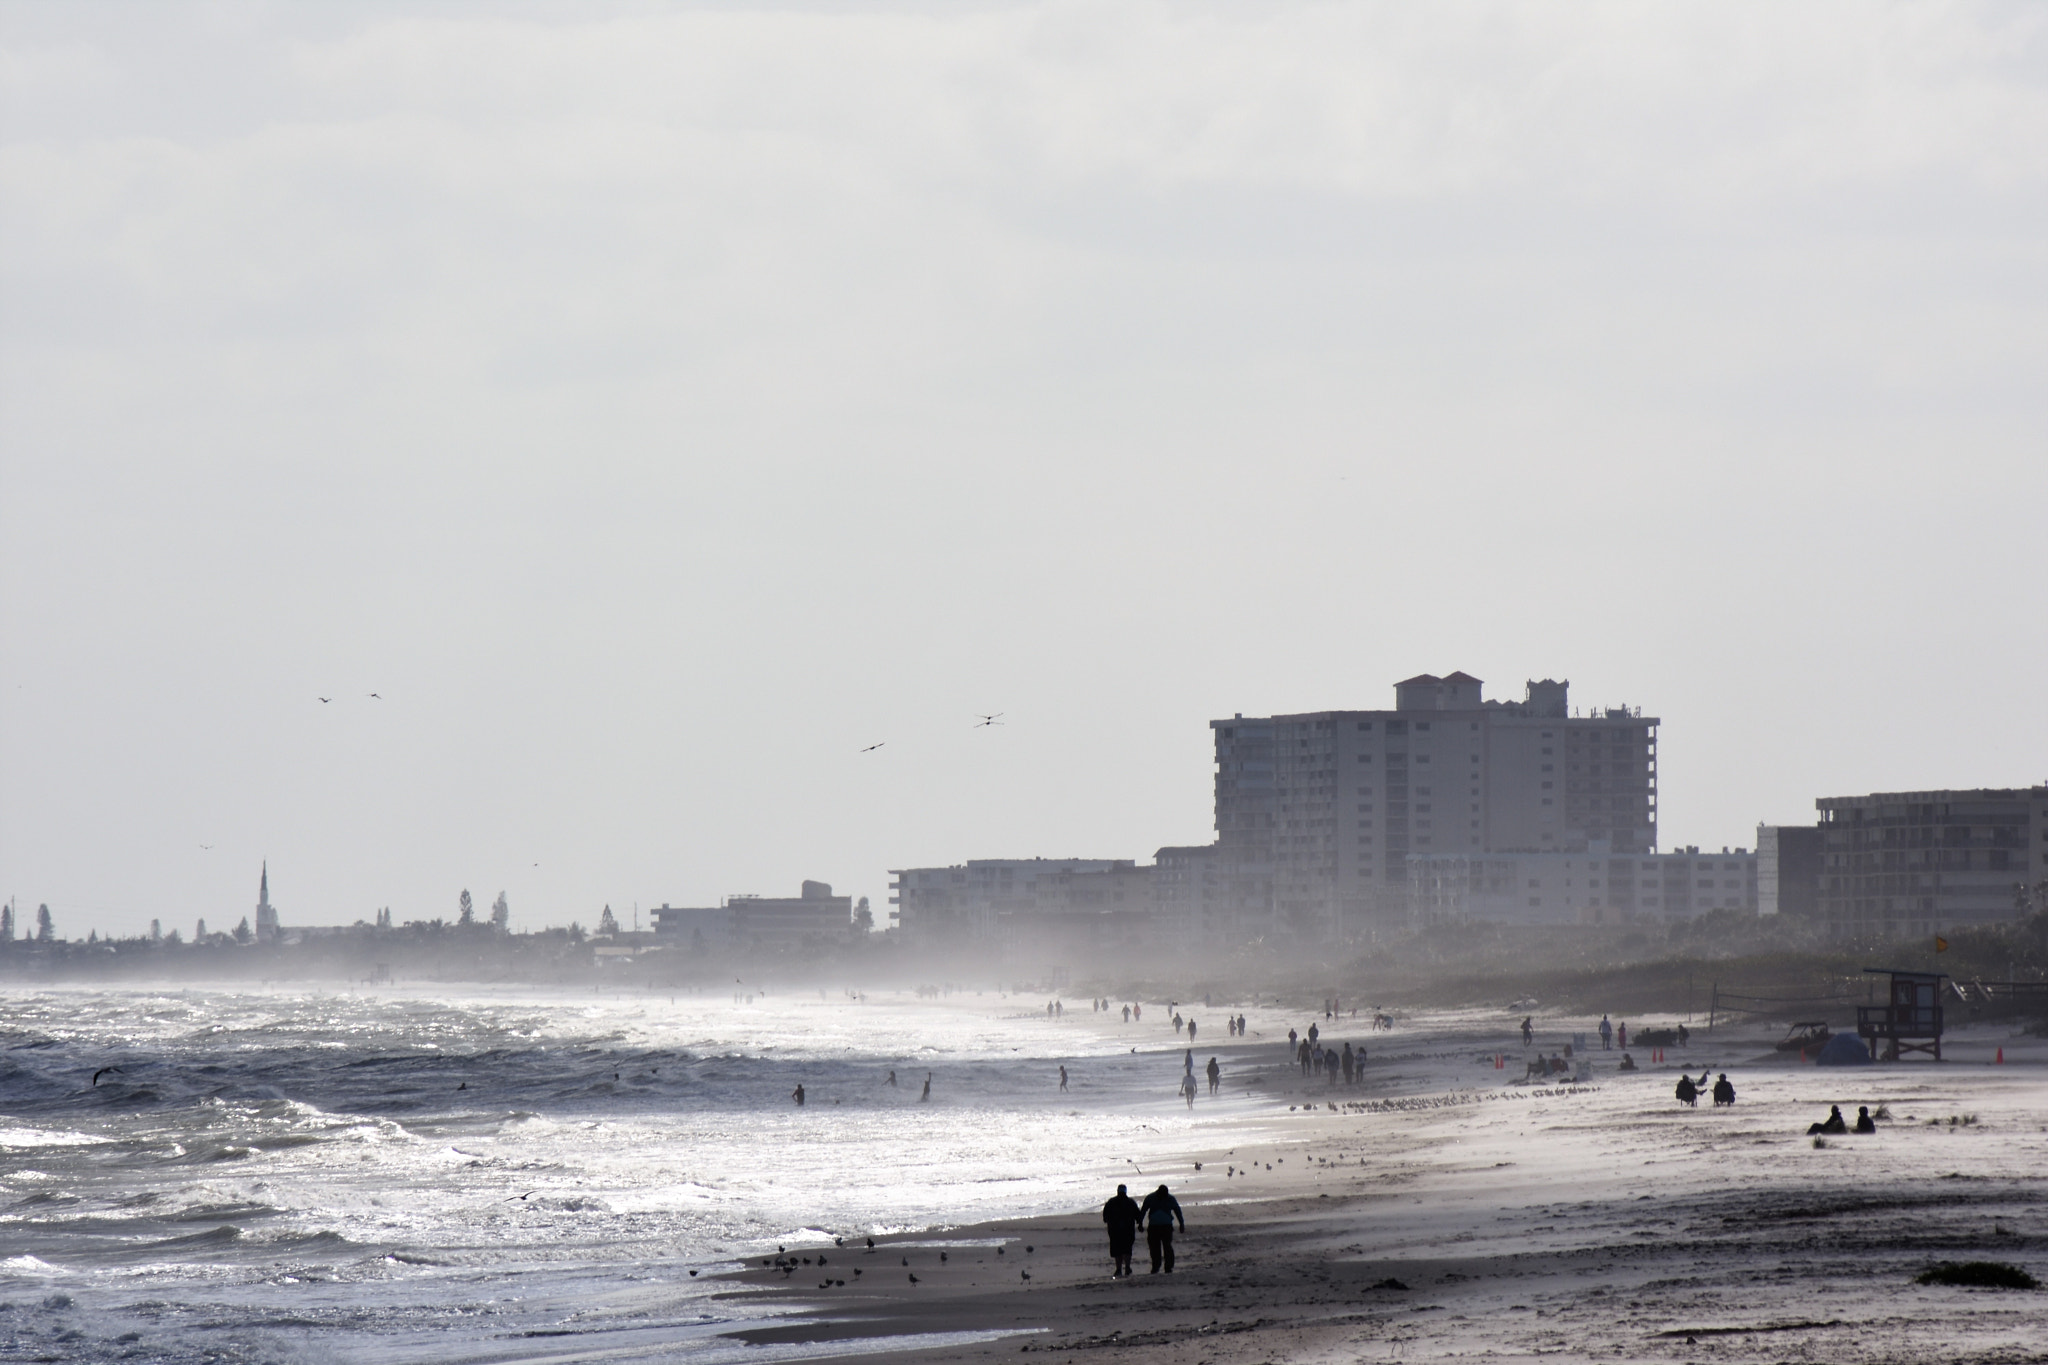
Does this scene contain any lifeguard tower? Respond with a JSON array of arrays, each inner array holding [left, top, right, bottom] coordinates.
[[1857, 968, 1947, 1061]]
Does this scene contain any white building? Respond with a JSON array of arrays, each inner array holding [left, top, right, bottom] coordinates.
[[1409, 843, 1757, 927], [1213, 674, 1659, 938]]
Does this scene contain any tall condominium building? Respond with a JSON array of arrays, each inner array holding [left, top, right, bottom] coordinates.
[[1815, 787, 2048, 940], [1213, 673, 1658, 937]]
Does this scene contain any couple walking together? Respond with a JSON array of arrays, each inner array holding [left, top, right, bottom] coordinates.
[[1100, 1183, 1185, 1278]]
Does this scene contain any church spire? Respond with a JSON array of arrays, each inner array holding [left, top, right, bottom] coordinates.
[[255, 861, 278, 943]]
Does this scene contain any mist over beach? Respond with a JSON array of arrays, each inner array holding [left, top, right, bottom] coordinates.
[[4, 2, 2048, 1362]]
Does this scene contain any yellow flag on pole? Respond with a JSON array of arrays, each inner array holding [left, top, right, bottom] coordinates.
[[1935, 936, 1949, 952]]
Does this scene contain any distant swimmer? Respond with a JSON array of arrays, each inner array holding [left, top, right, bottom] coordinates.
[[920, 1072, 932, 1102], [886, 1070, 898, 1087], [793, 1084, 806, 1106], [91, 1067, 122, 1087]]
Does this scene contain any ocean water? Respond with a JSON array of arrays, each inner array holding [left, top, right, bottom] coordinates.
[[0, 985, 1277, 1363]]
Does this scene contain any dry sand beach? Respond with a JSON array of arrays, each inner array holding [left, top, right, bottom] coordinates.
[[716, 1014, 2048, 1364]]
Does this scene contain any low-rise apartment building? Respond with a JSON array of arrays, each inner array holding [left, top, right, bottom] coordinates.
[[1815, 787, 2048, 939], [1409, 843, 1756, 926]]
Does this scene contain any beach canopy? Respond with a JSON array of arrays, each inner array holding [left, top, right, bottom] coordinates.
[[1814, 1032, 1873, 1067]]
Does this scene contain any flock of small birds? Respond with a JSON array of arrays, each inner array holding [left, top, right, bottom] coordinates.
[[729, 1234, 1041, 1289]]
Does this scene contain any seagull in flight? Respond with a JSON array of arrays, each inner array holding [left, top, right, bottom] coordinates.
[[317, 697, 332, 704], [859, 742, 885, 753], [974, 713, 1004, 728], [92, 1067, 122, 1087], [367, 693, 381, 699], [198, 844, 214, 851]]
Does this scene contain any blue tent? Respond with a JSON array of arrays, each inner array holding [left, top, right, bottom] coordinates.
[[1815, 1032, 1873, 1067]]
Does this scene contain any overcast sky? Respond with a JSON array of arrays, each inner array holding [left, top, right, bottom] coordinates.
[[3, 1, 2044, 940]]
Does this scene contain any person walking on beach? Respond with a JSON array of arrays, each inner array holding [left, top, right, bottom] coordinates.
[[1617, 1021, 1627, 1050], [1122, 1004, 1131, 1023], [1102, 1184, 1142, 1278], [1288, 1027, 1298, 1053], [1059, 1065, 1069, 1093], [1206, 1055, 1220, 1096], [1139, 1185, 1185, 1273], [1341, 1042, 1355, 1085], [1298, 1039, 1311, 1075], [1599, 1015, 1613, 1051], [1521, 1016, 1534, 1047], [1187, 1018, 1197, 1045], [1179, 1070, 1198, 1108], [920, 1072, 932, 1102]]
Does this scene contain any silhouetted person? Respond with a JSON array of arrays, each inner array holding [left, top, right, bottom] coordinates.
[[1101, 1184, 1141, 1278], [1599, 1014, 1613, 1051], [1521, 1016, 1534, 1047], [1341, 1042, 1355, 1084], [1179, 1071, 1197, 1108], [1122, 1004, 1131, 1023], [1808, 1104, 1846, 1135], [1059, 1065, 1068, 1093], [1711, 1074, 1735, 1106], [1187, 1018, 1197, 1044], [919, 1072, 931, 1102], [792, 1084, 805, 1106], [886, 1070, 897, 1087], [1206, 1056, 1220, 1096], [1854, 1105, 1876, 1134], [1617, 1052, 1638, 1072], [1675, 1073, 1700, 1106], [1139, 1184, 1185, 1273]]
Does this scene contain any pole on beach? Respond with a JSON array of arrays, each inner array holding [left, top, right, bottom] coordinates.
[[1708, 983, 1717, 1033]]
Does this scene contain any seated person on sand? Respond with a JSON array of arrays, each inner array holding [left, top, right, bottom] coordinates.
[[1807, 1104, 1847, 1136], [1674, 1071, 1707, 1106], [1853, 1105, 1877, 1134], [1711, 1074, 1735, 1106], [1617, 1052, 1638, 1072]]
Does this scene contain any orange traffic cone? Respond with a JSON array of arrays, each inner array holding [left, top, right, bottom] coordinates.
[[1800, 1047, 1807, 1063], [1495, 1054, 1504, 1070]]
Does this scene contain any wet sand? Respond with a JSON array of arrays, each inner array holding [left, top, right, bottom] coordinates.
[[713, 1017, 2048, 1363]]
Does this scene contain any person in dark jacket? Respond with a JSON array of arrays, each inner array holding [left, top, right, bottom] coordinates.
[[1139, 1185, 1185, 1273], [1711, 1074, 1736, 1106], [1101, 1184, 1142, 1278]]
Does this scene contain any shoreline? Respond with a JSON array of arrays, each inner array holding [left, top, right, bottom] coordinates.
[[708, 1018, 2048, 1364]]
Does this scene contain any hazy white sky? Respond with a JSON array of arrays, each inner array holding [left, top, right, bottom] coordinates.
[[3, 1, 2044, 939]]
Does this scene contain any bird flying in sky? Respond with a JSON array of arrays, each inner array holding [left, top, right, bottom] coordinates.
[[974, 713, 1004, 727], [859, 742, 884, 752]]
